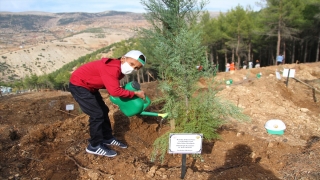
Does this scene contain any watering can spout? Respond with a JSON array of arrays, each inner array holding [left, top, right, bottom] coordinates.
[[158, 113, 168, 118], [140, 112, 168, 118], [110, 81, 167, 118]]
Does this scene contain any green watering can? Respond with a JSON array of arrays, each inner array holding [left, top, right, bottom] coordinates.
[[110, 81, 168, 118]]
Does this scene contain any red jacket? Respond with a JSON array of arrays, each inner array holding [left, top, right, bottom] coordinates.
[[70, 58, 135, 98]]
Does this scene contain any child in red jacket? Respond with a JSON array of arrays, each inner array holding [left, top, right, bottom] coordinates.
[[69, 50, 146, 157]]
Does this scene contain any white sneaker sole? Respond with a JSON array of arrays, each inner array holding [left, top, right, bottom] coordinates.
[[104, 140, 128, 149], [86, 148, 117, 157]]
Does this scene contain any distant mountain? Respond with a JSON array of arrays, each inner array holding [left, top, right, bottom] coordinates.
[[0, 11, 147, 82], [0, 11, 144, 32]]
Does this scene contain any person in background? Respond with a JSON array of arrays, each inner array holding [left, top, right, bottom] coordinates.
[[242, 61, 247, 69], [229, 61, 235, 74], [276, 54, 283, 65], [225, 62, 230, 72], [196, 65, 203, 71], [248, 61, 253, 69], [255, 60, 260, 68], [69, 50, 146, 157]]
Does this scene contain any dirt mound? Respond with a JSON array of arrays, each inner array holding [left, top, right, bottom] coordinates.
[[0, 63, 320, 179], [216, 63, 320, 146]]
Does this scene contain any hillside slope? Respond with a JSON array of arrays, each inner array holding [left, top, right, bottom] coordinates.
[[215, 62, 320, 146], [0, 11, 148, 81]]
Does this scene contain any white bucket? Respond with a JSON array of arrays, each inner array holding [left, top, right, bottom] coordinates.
[[265, 119, 286, 135]]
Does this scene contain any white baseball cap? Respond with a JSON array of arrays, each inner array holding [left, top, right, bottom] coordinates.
[[124, 50, 146, 66]]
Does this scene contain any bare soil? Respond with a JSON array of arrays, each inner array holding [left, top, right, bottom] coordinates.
[[1, 63, 320, 180]]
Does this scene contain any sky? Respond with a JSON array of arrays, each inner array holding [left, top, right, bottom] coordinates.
[[0, 0, 261, 13]]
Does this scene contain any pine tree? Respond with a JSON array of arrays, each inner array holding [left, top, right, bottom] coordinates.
[[140, 0, 249, 163], [260, 0, 306, 64]]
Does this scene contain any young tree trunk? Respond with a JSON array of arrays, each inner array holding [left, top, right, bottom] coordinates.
[[225, 51, 228, 70], [232, 48, 235, 63], [304, 40, 308, 63], [141, 69, 145, 83], [292, 40, 295, 63], [316, 32, 320, 62], [259, 47, 262, 66], [147, 70, 150, 82], [210, 47, 214, 66], [276, 1, 282, 58], [248, 41, 251, 62], [283, 42, 286, 64], [271, 49, 275, 65], [236, 34, 240, 69], [276, 26, 281, 59], [215, 47, 219, 68], [300, 40, 304, 62]]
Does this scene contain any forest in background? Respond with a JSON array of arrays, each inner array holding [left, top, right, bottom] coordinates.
[[200, 0, 320, 69], [0, 0, 319, 91]]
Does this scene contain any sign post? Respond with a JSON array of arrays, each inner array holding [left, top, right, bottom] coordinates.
[[169, 133, 203, 179], [66, 104, 74, 116], [286, 69, 291, 87], [283, 69, 295, 87]]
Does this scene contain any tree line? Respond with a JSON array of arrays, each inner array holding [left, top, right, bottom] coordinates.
[[201, 0, 320, 71]]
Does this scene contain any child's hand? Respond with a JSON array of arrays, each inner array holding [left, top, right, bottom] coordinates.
[[134, 91, 145, 100]]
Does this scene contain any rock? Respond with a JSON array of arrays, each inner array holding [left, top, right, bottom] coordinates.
[[87, 171, 100, 180], [147, 166, 157, 177], [155, 170, 162, 176], [203, 165, 211, 170], [159, 168, 166, 172], [267, 142, 274, 148], [161, 175, 168, 179], [250, 152, 256, 158], [252, 126, 258, 132], [237, 132, 244, 137], [300, 108, 309, 113]]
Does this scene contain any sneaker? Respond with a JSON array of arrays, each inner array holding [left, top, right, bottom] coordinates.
[[103, 137, 128, 148], [86, 143, 117, 157]]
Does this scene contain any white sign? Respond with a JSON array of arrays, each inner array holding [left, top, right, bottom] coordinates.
[[283, 69, 295, 78], [66, 104, 74, 111], [168, 133, 203, 154], [276, 72, 281, 80]]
